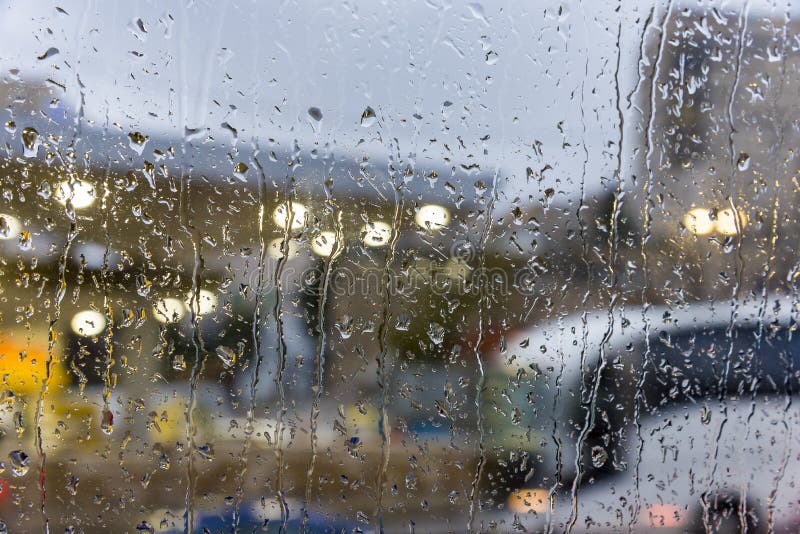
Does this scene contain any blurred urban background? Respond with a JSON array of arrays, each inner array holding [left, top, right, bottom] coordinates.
[[0, 0, 798, 532]]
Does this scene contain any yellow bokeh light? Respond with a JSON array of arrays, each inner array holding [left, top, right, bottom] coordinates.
[[153, 297, 186, 323], [414, 204, 450, 230], [716, 207, 748, 236], [311, 231, 337, 257], [184, 289, 218, 317], [507, 488, 549, 514], [683, 206, 748, 237], [56, 180, 96, 209], [70, 309, 107, 337], [267, 237, 299, 259], [0, 214, 21, 240], [272, 202, 308, 231], [683, 208, 714, 236], [361, 221, 392, 248]]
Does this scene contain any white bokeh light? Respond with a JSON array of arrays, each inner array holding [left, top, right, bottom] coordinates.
[[272, 202, 308, 231], [70, 309, 107, 337], [0, 214, 21, 240], [56, 180, 96, 209], [716, 207, 748, 236], [414, 204, 450, 230], [153, 297, 187, 323], [361, 221, 392, 248], [267, 237, 300, 259], [184, 289, 218, 317], [311, 231, 337, 257], [683, 208, 714, 236]]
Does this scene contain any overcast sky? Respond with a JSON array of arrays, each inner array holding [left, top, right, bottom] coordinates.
[[0, 0, 786, 212]]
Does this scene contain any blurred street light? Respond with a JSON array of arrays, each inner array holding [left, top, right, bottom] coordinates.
[[56, 180, 96, 209], [272, 202, 308, 231], [415, 204, 450, 230], [361, 221, 392, 247], [153, 297, 187, 323], [311, 231, 337, 257], [70, 309, 106, 337]]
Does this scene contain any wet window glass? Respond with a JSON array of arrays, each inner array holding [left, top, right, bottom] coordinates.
[[0, 0, 798, 532]]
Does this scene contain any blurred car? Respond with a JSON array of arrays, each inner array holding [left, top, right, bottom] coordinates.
[[497, 294, 800, 532]]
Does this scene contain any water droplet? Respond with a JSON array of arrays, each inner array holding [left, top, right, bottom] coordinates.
[[135, 273, 152, 296], [9, 450, 29, 477], [232, 162, 248, 182], [0, 215, 19, 240], [394, 315, 410, 331], [346, 436, 362, 458], [136, 521, 155, 533], [360, 107, 376, 127], [307, 107, 323, 121], [14, 411, 24, 437], [196, 443, 215, 461], [128, 131, 149, 155], [215, 345, 236, 368], [701, 405, 711, 425], [591, 446, 608, 468], [221, 121, 238, 142], [428, 322, 445, 344], [66, 476, 79, 496], [335, 315, 354, 339], [737, 152, 750, 171], [18, 231, 32, 251], [157, 453, 170, 470], [37, 47, 59, 60], [172, 354, 186, 372], [21, 127, 40, 158], [101, 409, 114, 435]]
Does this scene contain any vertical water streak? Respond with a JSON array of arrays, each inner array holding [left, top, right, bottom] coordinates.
[[100, 158, 115, 438], [746, 4, 790, 526], [273, 183, 295, 533], [303, 207, 342, 528], [702, 4, 750, 527], [375, 140, 404, 533], [234, 149, 270, 531], [629, 2, 669, 529], [466, 141, 502, 534], [565, 3, 611, 530], [34, 220, 76, 534]]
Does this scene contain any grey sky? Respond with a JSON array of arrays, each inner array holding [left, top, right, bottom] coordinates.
[[0, 0, 787, 212]]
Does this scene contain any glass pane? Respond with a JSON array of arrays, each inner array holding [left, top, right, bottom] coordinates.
[[0, 0, 797, 532]]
